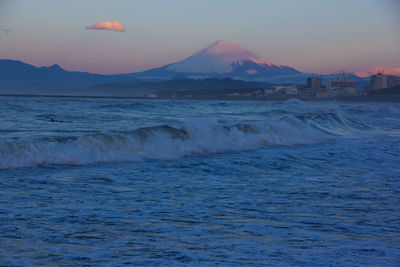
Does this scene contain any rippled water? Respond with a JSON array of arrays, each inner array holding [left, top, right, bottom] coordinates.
[[0, 97, 399, 266]]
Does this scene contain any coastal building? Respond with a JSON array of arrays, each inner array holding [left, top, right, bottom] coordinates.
[[326, 76, 355, 89], [264, 88, 274, 96], [299, 87, 314, 98], [301, 76, 358, 98], [272, 85, 299, 97], [307, 77, 322, 89], [305, 76, 324, 97], [284, 86, 299, 97], [326, 76, 357, 97], [368, 73, 399, 90]]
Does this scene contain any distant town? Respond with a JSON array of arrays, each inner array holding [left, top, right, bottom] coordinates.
[[285, 72, 400, 99], [151, 72, 400, 101]]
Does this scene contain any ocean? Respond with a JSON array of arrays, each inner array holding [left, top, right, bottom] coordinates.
[[0, 96, 399, 266]]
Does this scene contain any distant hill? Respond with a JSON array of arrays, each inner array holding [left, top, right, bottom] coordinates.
[[89, 78, 273, 97], [0, 59, 136, 88]]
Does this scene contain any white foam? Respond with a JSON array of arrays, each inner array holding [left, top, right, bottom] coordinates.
[[0, 118, 327, 169]]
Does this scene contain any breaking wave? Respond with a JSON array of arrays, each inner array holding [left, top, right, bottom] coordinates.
[[296, 111, 372, 135], [0, 117, 328, 169]]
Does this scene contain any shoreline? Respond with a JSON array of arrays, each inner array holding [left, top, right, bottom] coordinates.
[[0, 93, 400, 102]]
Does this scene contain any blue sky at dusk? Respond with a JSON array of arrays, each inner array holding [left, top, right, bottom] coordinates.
[[0, 0, 399, 74]]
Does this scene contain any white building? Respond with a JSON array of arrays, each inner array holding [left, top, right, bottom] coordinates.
[[326, 76, 355, 89], [368, 73, 399, 90], [326, 76, 357, 96], [272, 85, 299, 96]]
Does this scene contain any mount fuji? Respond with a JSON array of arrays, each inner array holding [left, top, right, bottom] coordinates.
[[129, 40, 300, 81]]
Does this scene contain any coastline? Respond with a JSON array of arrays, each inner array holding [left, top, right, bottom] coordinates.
[[1, 93, 400, 102]]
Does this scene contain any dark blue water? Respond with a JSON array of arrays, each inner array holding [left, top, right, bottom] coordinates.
[[0, 97, 399, 266]]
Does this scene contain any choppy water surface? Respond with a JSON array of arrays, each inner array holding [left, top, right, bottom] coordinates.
[[0, 97, 399, 266]]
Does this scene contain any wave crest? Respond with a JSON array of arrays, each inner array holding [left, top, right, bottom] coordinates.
[[0, 118, 326, 169]]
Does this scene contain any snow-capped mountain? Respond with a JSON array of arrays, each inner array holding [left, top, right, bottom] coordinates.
[[166, 40, 280, 74], [130, 40, 300, 80]]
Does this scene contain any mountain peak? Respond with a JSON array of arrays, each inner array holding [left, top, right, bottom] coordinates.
[[198, 40, 249, 55], [50, 64, 62, 70], [39, 63, 64, 71], [166, 40, 282, 74]]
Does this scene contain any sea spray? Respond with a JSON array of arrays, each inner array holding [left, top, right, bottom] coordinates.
[[0, 117, 327, 169]]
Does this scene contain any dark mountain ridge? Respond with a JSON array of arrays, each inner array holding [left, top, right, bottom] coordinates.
[[0, 59, 136, 87]]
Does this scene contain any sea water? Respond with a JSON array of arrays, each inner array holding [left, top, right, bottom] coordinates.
[[0, 97, 399, 266]]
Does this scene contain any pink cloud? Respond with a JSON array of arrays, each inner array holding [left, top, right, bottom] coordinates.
[[86, 20, 126, 32], [355, 66, 400, 77]]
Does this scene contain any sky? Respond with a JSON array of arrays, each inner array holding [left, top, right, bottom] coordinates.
[[0, 0, 399, 75]]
